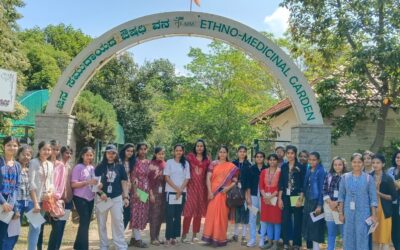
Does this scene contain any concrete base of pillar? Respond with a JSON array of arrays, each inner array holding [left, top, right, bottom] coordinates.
[[34, 114, 76, 153], [291, 125, 332, 168]]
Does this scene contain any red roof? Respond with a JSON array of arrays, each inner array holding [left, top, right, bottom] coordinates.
[[250, 98, 292, 125]]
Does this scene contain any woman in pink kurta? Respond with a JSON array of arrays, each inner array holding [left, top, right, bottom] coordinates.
[[130, 143, 151, 248], [182, 139, 210, 242]]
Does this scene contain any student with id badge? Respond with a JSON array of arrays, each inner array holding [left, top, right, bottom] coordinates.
[[164, 144, 190, 246], [338, 153, 378, 250], [95, 144, 129, 250], [322, 157, 346, 250]]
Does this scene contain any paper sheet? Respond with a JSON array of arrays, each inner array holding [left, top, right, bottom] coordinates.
[[168, 194, 182, 205], [137, 188, 149, 203], [25, 210, 46, 229], [96, 198, 113, 213], [310, 212, 325, 222], [7, 218, 21, 237], [270, 197, 278, 206], [290, 196, 303, 207], [59, 209, 71, 221], [368, 223, 379, 234], [332, 211, 343, 225], [0, 206, 14, 224], [249, 205, 259, 216], [91, 177, 101, 193]]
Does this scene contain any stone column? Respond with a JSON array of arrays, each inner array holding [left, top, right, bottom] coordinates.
[[34, 114, 76, 152], [291, 125, 332, 168]]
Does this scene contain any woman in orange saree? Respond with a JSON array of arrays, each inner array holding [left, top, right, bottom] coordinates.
[[202, 145, 239, 247]]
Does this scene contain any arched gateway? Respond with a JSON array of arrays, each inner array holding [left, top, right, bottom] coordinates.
[[36, 11, 331, 162]]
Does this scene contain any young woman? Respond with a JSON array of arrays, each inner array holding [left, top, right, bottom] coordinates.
[[164, 144, 190, 246], [371, 154, 396, 250], [302, 152, 326, 250], [241, 151, 267, 247], [298, 150, 309, 167], [364, 150, 375, 174], [322, 157, 346, 250], [7, 144, 33, 249], [387, 150, 400, 250], [95, 144, 129, 250], [259, 153, 282, 250], [130, 143, 150, 248], [275, 146, 286, 167], [119, 143, 136, 229], [28, 141, 54, 250], [279, 145, 305, 250], [231, 145, 250, 245], [202, 145, 239, 247], [71, 146, 97, 250], [0, 137, 21, 249], [148, 147, 166, 246], [46, 140, 67, 250], [182, 139, 210, 243], [338, 153, 378, 250]]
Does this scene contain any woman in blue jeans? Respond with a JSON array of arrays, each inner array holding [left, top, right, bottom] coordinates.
[[322, 156, 346, 250], [28, 141, 54, 250], [5, 144, 33, 249], [0, 136, 21, 249]]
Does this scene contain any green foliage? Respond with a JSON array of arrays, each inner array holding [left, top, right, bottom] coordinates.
[[149, 41, 277, 156], [19, 24, 91, 90], [281, 0, 400, 151], [0, 0, 29, 135], [72, 90, 117, 152]]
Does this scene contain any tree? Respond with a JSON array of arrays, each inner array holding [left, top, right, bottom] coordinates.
[[18, 25, 91, 90], [72, 90, 117, 152], [150, 41, 277, 155], [0, 0, 29, 135], [281, 0, 400, 151]]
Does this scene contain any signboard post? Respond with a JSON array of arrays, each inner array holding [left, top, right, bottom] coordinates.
[[0, 68, 17, 113]]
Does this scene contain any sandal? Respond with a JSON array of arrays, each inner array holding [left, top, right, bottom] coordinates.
[[171, 239, 177, 245], [231, 235, 239, 242], [151, 240, 160, 246], [128, 238, 137, 246], [134, 240, 148, 248]]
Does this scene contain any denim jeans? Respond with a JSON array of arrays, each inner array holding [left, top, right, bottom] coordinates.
[[73, 196, 94, 250], [326, 221, 343, 250], [47, 201, 73, 250], [28, 202, 44, 250], [249, 196, 260, 243], [3, 200, 33, 250]]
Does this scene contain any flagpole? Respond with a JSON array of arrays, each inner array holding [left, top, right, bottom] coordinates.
[[190, 0, 193, 11]]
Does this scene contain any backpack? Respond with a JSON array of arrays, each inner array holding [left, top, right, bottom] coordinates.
[[226, 184, 245, 208], [42, 195, 65, 218]]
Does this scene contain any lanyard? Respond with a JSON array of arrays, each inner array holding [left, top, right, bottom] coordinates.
[[106, 163, 116, 183]]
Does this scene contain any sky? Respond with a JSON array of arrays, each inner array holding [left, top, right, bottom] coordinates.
[[17, 0, 289, 74]]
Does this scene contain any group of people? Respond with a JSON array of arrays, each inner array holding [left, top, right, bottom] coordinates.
[[0, 136, 399, 250]]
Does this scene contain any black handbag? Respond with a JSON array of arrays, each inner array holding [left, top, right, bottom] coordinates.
[[226, 184, 245, 208]]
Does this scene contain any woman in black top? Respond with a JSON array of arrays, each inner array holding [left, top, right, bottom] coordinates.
[[387, 150, 400, 250], [278, 145, 305, 250], [95, 144, 129, 250], [371, 154, 396, 249], [231, 145, 251, 245], [119, 143, 136, 229]]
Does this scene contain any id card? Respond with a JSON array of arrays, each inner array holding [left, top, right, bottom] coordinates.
[[350, 201, 356, 210], [25, 200, 29, 207], [238, 182, 242, 189], [333, 190, 339, 198], [107, 185, 113, 194], [286, 188, 291, 196], [158, 186, 163, 194]]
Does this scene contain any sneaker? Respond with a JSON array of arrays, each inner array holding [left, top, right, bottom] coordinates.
[[241, 236, 248, 246], [247, 239, 256, 247], [261, 241, 273, 249]]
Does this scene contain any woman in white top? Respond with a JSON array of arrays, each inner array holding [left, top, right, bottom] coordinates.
[[163, 144, 191, 246], [28, 141, 54, 250]]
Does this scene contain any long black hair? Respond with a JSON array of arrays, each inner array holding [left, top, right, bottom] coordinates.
[[77, 147, 95, 165], [119, 143, 136, 172], [101, 148, 120, 165], [174, 144, 187, 169], [192, 139, 208, 161], [36, 141, 51, 158]]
